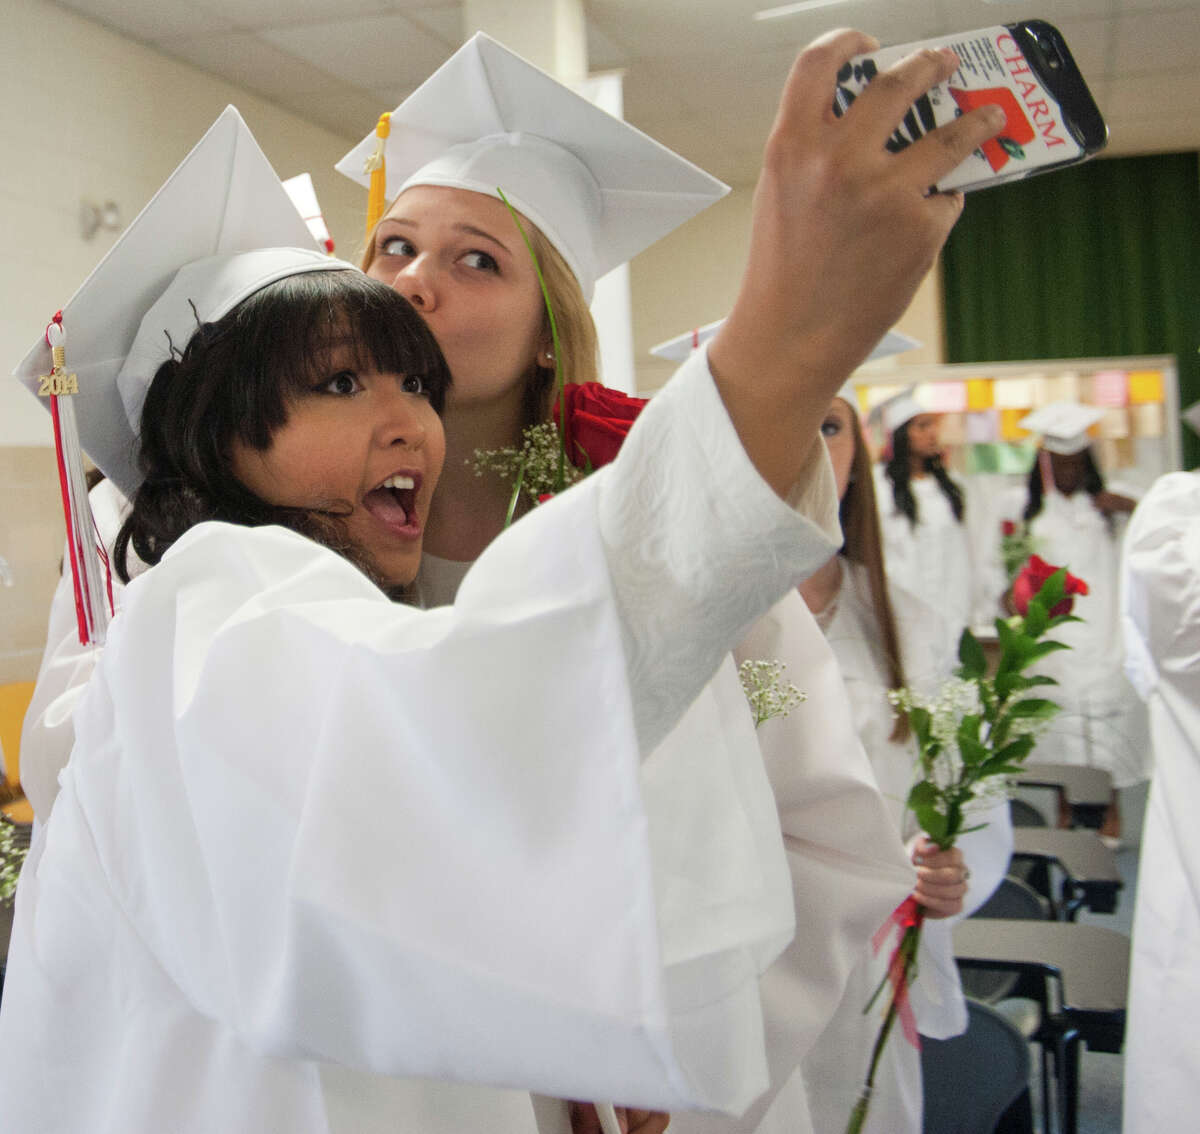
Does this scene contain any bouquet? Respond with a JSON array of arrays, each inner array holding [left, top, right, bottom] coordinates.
[[999, 519, 1037, 584], [846, 559, 1087, 1133]]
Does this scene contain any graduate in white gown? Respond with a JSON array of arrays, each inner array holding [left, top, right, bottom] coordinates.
[[873, 390, 975, 659], [988, 403, 1149, 839], [1120, 406, 1200, 1131], [796, 392, 1011, 1134], [2, 29, 1007, 1134]]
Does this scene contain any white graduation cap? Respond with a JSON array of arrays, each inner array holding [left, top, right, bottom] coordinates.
[[283, 172, 336, 254], [11, 106, 350, 644], [867, 386, 925, 433], [13, 106, 329, 498], [649, 322, 920, 365], [1182, 399, 1200, 436], [1018, 401, 1105, 455], [335, 32, 728, 301]]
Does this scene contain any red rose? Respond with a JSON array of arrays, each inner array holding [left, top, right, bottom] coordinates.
[[552, 382, 648, 470], [1011, 554, 1089, 618], [1001, 519, 1017, 537]]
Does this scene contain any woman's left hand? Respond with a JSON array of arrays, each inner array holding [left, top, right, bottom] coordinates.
[[910, 835, 968, 919], [568, 1102, 671, 1134]]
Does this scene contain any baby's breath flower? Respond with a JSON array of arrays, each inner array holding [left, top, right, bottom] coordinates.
[[0, 820, 28, 906], [739, 659, 806, 728], [471, 423, 584, 504]]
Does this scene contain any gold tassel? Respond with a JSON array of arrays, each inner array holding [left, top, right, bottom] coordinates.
[[363, 112, 392, 243]]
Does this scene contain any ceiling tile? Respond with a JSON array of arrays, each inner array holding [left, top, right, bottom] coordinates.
[[154, 32, 356, 98], [401, 4, 466, 44], [57, 0, 236, 41], [259, 13, 453, 88], [193, 0, 395, 31]]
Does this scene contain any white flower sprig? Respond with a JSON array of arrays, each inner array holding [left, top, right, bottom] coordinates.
[[0, 820, 28, 906], [471, 422, 584, 520], [738, 659, 806, 728]]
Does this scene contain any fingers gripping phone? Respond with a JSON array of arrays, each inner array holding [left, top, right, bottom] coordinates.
[[833, 21, 1108, 192]]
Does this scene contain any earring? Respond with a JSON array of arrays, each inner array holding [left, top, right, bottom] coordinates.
[[540, 349, 555, 367]]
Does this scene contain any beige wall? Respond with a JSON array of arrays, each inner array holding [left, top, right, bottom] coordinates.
[[0, 0, 364, 681], [630, 182, 944, 394]]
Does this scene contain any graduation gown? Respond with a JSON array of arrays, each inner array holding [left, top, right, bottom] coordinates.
[[874, 468, 975, 659], [0, 355, 838, 1133], [795, 563, 1012, 1134], [990, 484, 1150, 787], [1120, 471, 1200, 1132]]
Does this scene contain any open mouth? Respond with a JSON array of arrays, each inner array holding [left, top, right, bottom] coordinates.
[[362, 472, 422, 536]]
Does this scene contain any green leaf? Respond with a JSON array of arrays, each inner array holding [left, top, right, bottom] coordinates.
[[1007, 697, 1060, 720], [1022, 600, 1048, 640], [959, 735, 989, 766], [909, 706, 932, 751], [907, 780, 939, 809], [1019, 640, 1071, 670], [957, 629, 987, 680], [1034, 568, 1068, 610], [914, 803, 948, 845], [992, 734, 1037, 765]]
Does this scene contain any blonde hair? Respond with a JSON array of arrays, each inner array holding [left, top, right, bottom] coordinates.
[[362, 198, 599, 435]]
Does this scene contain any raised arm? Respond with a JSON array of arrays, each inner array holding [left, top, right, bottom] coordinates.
[[710, 30, 1004, 496]]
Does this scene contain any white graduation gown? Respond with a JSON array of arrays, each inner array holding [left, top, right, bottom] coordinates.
[[0, 355, 839, 1133], [20, 477, 135, 825], [1120, 471, 1200, 1133], [990, 484, 1150, 787], [795, 563, 1012, 1134], [874, 467, 975, 660]]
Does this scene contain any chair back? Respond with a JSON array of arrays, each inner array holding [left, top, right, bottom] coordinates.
[[959, 876, 1050, 1004], [921, 999, 1033, 1133]]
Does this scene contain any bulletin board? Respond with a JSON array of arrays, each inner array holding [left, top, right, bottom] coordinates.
[[854, 354, 1181, 491]]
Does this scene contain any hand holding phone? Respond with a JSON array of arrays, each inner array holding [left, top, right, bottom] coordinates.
[[833, 21, 1107, 192]]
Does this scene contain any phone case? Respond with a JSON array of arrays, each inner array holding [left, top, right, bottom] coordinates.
[[833, 22, 1108, 192]]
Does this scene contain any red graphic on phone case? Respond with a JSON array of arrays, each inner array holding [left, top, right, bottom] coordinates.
[[949, 86, 1035, 171]]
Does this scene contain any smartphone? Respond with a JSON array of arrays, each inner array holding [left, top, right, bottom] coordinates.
[[832, 21, 1108, 192]]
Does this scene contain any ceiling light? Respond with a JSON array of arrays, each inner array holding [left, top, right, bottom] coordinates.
[[754, 0, 851, 20]]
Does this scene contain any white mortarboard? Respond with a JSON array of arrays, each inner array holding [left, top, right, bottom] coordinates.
[[335, 32, 729, 301], [283, 172, 336, 254], [1018, 402, 1105, 455], [13, 106, 329, 498], [1183, 399, 1200, 436], [11, 106, 351, 645], [867, 386, 925, 433], [649, 322, 920, 365]]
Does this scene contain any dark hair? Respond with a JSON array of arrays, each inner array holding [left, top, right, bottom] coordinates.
[[1023, 446, 1107, 526], [837, 404, 909, 742], [884, 419, 964, 527], [115, 270, 450, 590]]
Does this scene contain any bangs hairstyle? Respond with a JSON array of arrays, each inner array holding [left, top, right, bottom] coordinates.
[[116, 270, 450, 589], [362, 201, 598, 432]]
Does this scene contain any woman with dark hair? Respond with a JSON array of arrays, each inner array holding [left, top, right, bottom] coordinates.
[[993, 403, 1148, 839], [795, 392, 1011, 1134], [0, 32, 1009, 1132], [874, 394, 975, 659]]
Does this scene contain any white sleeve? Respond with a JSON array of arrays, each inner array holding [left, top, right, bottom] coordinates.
[[1121, 473, 1200, 905], [65, 351, 840, 1114], [20, 479, 131, 823]]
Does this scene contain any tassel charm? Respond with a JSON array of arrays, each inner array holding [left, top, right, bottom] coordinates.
[[40, 314, 112, 647], [363, 111, 392, 242]]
